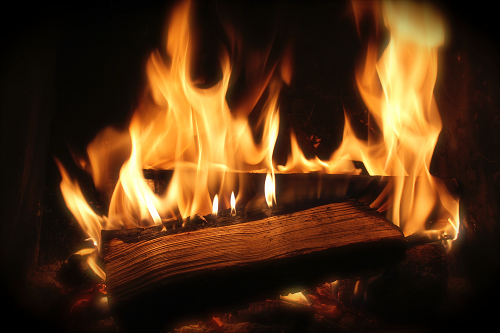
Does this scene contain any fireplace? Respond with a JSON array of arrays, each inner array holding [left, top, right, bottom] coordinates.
[[1, 0, 499, 331]]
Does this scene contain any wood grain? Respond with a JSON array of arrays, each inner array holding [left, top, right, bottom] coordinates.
[[104, 200, 403, 302]]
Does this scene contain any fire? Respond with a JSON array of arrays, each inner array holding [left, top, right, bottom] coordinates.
[[277, 0, 459, 240], [265, 171, 276, 207], [280, 291, 311, 306], [57, 0, 461, 280], [344, 0, 460, 240], [212, 195, 218, 216], [56, 159, 106, 280], [56, 0, 285, 278], [277, 130, 360, 174], [230, 192, 236, 217]]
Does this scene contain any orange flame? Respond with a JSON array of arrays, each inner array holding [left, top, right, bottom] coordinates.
[[230, 192, 236, 216], [57, 0, 286, 276], [132, 0, 282, 221], [277, 0, 459, 241], [344, 0, 459, 240], [57, 0, 461, 281], [56, 159, 107, 280], [212, 194, 218, 216], [265, 171, 276, 207]]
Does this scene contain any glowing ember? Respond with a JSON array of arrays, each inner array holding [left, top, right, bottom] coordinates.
[[280, 291, 311, 306]]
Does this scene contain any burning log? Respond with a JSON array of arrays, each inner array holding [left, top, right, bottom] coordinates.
[[142, 170, 460, 204], [102, 200, 405, 331]]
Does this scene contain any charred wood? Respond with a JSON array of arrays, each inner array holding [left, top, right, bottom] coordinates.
[[142, 170, 460, 204]]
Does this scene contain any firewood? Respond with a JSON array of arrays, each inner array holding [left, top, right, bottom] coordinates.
[[103, 200, 405, 332], [142, 170, 460, 204]]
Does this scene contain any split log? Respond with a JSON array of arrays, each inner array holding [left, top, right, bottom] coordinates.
[[103, 200, 405, 332], [142, 170, 460, 205]]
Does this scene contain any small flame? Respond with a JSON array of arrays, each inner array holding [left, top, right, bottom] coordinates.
[[265, 171, 276, 207], [87, 253, 106, 281], [56, 159, 106, 253], [230, 192, 236, 216], [212, 194, 218, 216]]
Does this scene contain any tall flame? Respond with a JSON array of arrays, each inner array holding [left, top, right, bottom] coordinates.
[[57, 0, 461, 281], [57, 0, 285, 279], [277, 0, 459, 240], [344, 0, 459, 239]]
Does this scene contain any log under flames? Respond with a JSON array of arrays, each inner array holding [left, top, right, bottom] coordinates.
[[55, 0, 460, 280]]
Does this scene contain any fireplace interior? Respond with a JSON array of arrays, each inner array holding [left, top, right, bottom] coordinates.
[[1, 0, 499, 332]]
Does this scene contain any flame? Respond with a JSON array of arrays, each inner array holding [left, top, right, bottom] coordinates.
[[342, 0, 459, 239], [56, 159, 106, 251], [57, 0, 461, 281], [230, 192, 236, 216], [278, 0, 459, 240], [212, 194, 218, 216], [56, 159, 107, 280], [56, 0, 286, 278], [58, 3, 284, 229], [130, 0, 282, 221], [265, 171, 276, 207], [280, 291, 311, 306]]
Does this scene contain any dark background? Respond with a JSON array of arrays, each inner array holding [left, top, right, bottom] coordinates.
[[1, 0, 499, 330]]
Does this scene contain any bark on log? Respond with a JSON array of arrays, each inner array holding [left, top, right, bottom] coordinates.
[[103, 200, 405, 332], [142, 170, 460, 205]]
